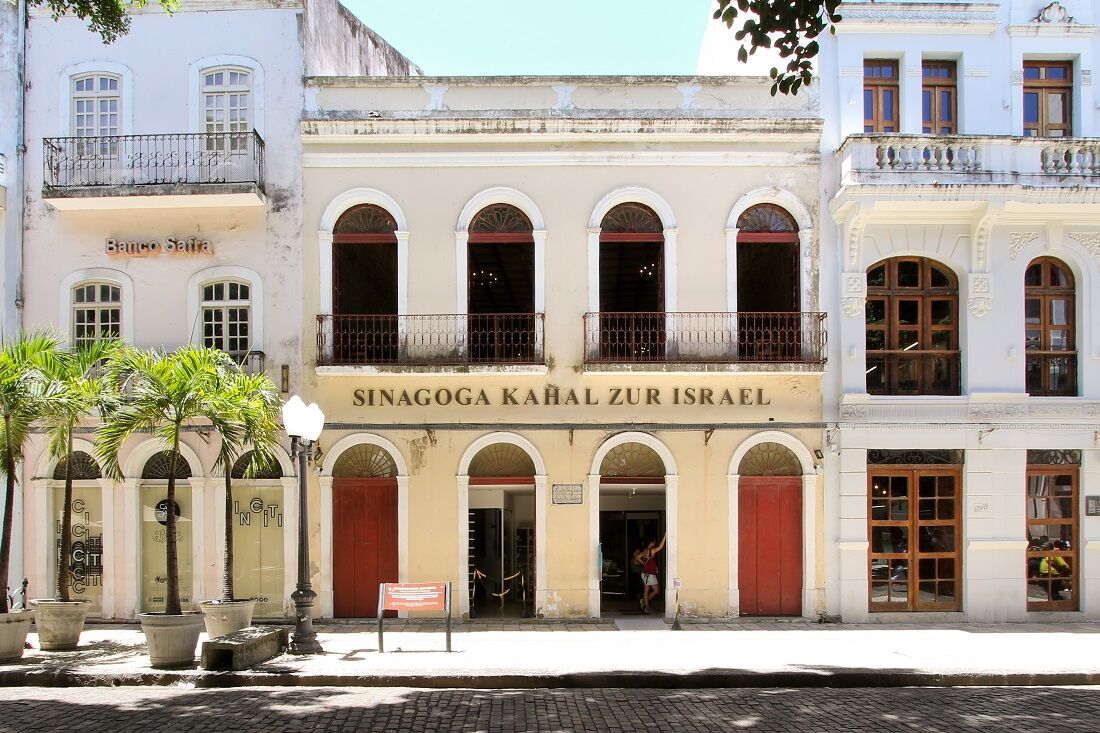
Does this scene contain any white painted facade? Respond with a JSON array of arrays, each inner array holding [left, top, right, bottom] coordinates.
[[10, 1, 418, 618], [816, 1, 1100, 622]]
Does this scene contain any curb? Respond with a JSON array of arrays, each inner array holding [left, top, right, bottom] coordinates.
[[1, 668, 1098, 689]]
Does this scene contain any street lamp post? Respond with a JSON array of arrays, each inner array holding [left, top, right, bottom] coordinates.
[[282, 395, 325, 655]]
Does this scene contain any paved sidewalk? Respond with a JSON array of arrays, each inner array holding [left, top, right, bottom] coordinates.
[[2, 619, 1100, 688]]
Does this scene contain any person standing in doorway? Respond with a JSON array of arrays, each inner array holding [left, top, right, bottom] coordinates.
[[640, 534, 666, 613]]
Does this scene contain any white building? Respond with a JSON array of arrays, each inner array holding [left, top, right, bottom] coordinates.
[[0, 0, 24, 341], [12, 0, 418, 618], [817, 0, 1100, 621]]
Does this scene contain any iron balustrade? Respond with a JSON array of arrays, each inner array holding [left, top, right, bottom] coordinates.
[[43, 131, 265, 190], [317, 314, 545, 366], [583, 312, 827, 364], [866, 350, 961, 396], [231, 351, 267, 376], [1025, 352, 1077, 397]]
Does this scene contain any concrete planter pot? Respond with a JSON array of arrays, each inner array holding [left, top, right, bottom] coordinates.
[[199, 599, 256, 638], [29, 599, 90, 651], [139, 612, 204, 669], [0, 610, 35, 662]]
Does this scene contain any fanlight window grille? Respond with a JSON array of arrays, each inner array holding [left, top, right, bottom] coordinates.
[[738, 443, 802, 476], [468, 443, 536, 478], [53, 451, 102, 481], [736, 204, 799, 233], [141, 451, 193, 480], [470, 204, 533, 234], [231, 450, 283, 480], [331, 444, 397, 479], [599, 443, 666, 478], [600, 203, 663, 233], [334, 204, 399, 235]]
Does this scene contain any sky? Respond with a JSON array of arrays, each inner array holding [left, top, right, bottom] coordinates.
[[344, 0, 719, 76]]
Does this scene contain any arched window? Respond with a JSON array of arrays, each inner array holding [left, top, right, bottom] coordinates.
[[71, 281, 121, 347], [736, 204, 802, 362], [202, 66, 251, 151], [597, 203, 665, 361], [1025, 257, 1076, 396], [865, 257, 960, 395], [467, 204, 537, 363], [201, 279, 251, 357], [72, 73, 120, 139], [329, 204, 400, 364]]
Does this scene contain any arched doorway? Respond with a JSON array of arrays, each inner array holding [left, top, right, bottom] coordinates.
[[736, 204, 801, 361], [466, 443, 536, 618], [139, 450, 195, 613], [737, 442, 803, 616], [597, 441, 668, 616], [49, 451, 105, 614], [331, 443, 399, 618], [228, 450, 286, 619], [597, 203, 666, 361]]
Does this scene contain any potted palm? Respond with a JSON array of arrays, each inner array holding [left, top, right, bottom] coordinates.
[[97, 346, 242, 668], [199, 367, 282, 638], [30, 339, 120, 651], [0, 333, 59, 661]]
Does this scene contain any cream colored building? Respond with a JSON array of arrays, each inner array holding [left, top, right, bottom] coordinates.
[[301, 77, 827, 619]]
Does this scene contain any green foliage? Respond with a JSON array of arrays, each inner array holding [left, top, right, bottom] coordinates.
[[28, 0, 181, 44], [713, 0, 844, 96]]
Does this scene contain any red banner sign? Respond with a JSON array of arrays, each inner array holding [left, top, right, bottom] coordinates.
[[381, 582, 448, 612]]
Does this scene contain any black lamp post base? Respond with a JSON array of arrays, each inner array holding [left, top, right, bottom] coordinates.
[[288, 636, 324, 655]]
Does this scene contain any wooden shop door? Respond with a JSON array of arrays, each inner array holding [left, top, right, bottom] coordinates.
[[332, 478, 398, 618], [738, 477, 802, 616]]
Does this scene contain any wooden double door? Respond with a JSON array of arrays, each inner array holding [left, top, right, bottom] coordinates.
[[332, 478, 398, 618], [738, 477, 803, 616]]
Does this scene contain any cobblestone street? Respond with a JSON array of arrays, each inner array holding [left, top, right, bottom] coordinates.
[[1, 685, 1097, 732]]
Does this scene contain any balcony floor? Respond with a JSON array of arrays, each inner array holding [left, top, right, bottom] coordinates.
[[43, 182, 266, 210]]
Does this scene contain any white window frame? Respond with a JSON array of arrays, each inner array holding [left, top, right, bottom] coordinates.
[[59, 269, 134, 346], [201, 66, 252, 144], [186, 266, 264, 353], [58, 62, 134, 137], [71, 73, 121, 138], [189, 56, 265, 138], [199, 278, 253, 356]]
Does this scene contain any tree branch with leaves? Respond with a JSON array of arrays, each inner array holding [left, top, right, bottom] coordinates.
[[29, 0, 180, 44]]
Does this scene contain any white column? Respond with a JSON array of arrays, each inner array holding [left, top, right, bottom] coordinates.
[[838, 448, 869, 622], [802, 474, 820, 619], [534, 474, 548, 615], [318, 231, 334, 315], [456, 474, 470, 617], [395, 231, 409, 316], [188, 477, 208, 608], [533, 230, 546, 314], [901, 54, 923, 134], [587, 472, 600, 618], [119, 479, 139, 618], [99, 478, 115, 619], [725, 228, 739, 312], [29, 479, 50, 603], [798, 228, 815, 313], [727, 473, 739, 615], [664, 473, 679, 619], [1083, 450, 1100, 620], [280, 476, 297, 620], [586, 228, 601, 313], [397, 475, 410, 619], [317, 476, 333, 618], [455, 231, 469, 314], [211, 473, 227, 603], [663, 228, 678, 313]]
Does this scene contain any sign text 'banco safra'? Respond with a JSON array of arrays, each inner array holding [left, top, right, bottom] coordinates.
[[353, 385, 773, 408], [105, 237, 215, 256]]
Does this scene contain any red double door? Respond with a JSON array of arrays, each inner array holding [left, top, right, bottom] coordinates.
[[333, 478, 398, 618], [738, 477, 803, 616]]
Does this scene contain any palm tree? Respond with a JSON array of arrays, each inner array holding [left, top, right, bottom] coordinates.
[[97, 346, 242, 616], [39, 340, 121, 602], [0, 333, 59, 613], [210, 368, 281, 603]]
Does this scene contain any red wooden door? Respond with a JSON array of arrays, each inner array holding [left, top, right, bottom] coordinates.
[[738, 477, 802, 616], [332, 478, 398, 618]]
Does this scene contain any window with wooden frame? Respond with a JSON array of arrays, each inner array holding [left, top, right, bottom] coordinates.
[[865, 257, 960, 396], [1023, 61, 1072, 137], [1025, 257, 1076, 396], [71, 282, 121, 347], [922, 61, 957, 134], [1026, 452, 1079, 611], [864, 60, 899, 133], [869, 465, 962, 612]]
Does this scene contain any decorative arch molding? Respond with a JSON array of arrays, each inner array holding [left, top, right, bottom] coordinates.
[[32, 437, 100, 479], [726, 187, 815, 314], [210, 443, 295, 478], [588, 187, 679, 313], [123, 438, 205, 480], [318, 187, 409, 317], [590, 431, 678, 477], [455, 187, 546, 314], [728, 430, 816, 477], [58, 60, 134, 136], [187, 54, 266, 137], [58, 268, 135, 344], [185, 265, 264, 349], [321, 432, 408, 478], [457, 431, 547, 477]]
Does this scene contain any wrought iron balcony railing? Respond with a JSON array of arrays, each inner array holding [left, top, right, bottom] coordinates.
[[583, 311, 827, 365], [43, 131, 265, 191], [231, 350, 267, 376], [317, 313, 545, 366]]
